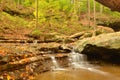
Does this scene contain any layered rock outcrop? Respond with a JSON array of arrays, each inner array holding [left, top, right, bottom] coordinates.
[[75, 32, 120, 63]]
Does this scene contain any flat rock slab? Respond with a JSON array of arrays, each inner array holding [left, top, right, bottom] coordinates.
[[75, 32, 120, 51]]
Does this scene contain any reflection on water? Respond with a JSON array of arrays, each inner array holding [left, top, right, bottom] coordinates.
[[36, 50, 120, 80], [36, 65, 120, 80]]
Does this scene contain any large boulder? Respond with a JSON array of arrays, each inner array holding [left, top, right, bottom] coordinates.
[[75, 32, 120, 63]]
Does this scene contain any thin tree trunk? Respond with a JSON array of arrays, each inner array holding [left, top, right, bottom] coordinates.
[[100, 4, 103, 14], [17, 0, 20, 6], [78, 0, 81, 20], [93, 0, 96, 36], [87, 0, 91, 27], [73, 0, 76, 15], [36, 0, 39, 28]]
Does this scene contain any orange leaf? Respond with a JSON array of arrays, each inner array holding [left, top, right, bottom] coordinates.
[[28, 76, 35, 80], [0, 50, 6, 56]]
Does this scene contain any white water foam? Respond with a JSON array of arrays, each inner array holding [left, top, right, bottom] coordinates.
[[50, 55, 67, 71], [69, 50, 113, 76], [50, 56, 60, 69]]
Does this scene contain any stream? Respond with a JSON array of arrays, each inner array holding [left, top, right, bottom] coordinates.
[[36, 50, 120, 80], [36, 65, 120, 80], [0, 43, 120, 80]]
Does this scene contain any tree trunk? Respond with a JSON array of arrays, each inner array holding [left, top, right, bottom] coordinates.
[[36, 0, 39, 28], [87, 0, 91, 27], [93, 0, 96, 36], [100, 4, 103, 14]]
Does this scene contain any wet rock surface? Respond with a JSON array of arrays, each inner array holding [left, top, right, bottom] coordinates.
[[1, 31, 120, 79], [0, 43, 69, 80]]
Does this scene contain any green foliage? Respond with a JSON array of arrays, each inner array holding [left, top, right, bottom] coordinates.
[[103, 7, 120, 18], [59, 0, 73, 13], [23, 0, 33, 6], [1, 0, 120, 37], [33, 0, 74, 23], [14, 0, 34, 6], [0, 12, 29, 29], [30, 29, 42, 39]]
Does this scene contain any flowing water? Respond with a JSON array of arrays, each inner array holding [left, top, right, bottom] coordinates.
[[50, 55, 67, 71], [36, 51, 120, 80], [69, 51, 91, 68], [36, 66, 120, 80], [50, 56, 60, 69]]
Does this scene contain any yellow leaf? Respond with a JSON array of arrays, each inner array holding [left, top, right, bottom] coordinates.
[[7, 75, 14, 80]]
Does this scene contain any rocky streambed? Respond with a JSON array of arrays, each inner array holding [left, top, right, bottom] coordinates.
[[0, 43, 70, 80], [0, 31, 120, 79]]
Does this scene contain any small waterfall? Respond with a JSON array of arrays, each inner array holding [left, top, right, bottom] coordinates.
[[69, 50, 90, 68], [69, 50, 112, 76], [50, 56, 60, 69], [50, 55, 67, 71]]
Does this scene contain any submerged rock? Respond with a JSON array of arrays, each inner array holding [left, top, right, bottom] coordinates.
[[75, 32, 120, 63]]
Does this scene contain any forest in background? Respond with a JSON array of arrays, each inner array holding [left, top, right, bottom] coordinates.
[[0, 1, 120, 79], [0, 0, 120, 39]]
